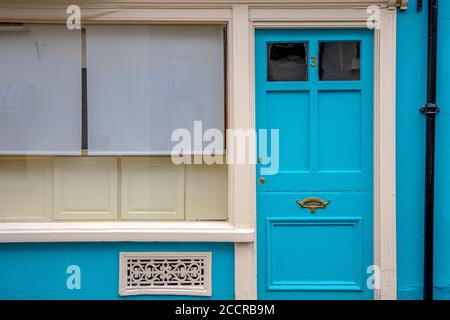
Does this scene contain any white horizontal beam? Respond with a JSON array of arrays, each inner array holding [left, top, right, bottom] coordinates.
[[0, 221, 254, 243]]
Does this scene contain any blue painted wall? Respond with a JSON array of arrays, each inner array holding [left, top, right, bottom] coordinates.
[[397, 0, 450, 299], [0, 242, 234, 299], [396, 0, 427, 299]]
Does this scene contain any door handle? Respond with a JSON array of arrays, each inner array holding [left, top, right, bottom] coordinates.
[[296, 197, 331, 213]]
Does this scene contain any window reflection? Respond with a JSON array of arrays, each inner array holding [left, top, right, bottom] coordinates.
[[319, 41, 360, 81], [267, 43, 308, 81]]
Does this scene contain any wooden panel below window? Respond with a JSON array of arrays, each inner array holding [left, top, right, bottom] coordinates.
[[53, 157, 118, 220], [0, 157, 52, 221], [120, 157, 185, 220], [0, 156, 227, 221], [185, 164, 228, 221]]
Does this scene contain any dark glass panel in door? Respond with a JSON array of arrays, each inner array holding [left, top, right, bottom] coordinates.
[[267, 43, 308, 81], [319, 41, 360, 80]]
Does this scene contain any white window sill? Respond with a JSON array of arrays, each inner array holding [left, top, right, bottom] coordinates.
[[0, 221, 255, 243]]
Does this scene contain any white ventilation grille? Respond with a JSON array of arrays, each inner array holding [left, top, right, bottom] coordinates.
[[119, 252, 212, 296]]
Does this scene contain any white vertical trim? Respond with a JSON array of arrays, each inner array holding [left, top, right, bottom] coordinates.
[[230, 4, 257, 300], [374, 8, 397, 300], [235, 242, 257, 299]]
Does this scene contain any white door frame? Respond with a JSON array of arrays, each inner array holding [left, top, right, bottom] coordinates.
[[234, 4, 397, 300]]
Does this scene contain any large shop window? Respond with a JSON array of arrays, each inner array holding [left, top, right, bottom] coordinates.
[[0, 24, 228, 222], [0, 24, 81, 154]]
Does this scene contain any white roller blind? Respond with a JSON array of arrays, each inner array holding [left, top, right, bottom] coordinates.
[[0, 24, 82, 155], [86, 25, 225, 155]]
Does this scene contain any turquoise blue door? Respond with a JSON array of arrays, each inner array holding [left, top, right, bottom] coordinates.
[[256, 29, 374, 300]]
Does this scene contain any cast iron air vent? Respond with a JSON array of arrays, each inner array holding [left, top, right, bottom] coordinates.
[[119, 252, 212, 296]]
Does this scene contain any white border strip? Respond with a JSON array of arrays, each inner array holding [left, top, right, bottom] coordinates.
[[0, 221, 254, 243]]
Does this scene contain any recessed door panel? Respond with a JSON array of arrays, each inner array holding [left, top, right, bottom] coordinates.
[[317, 90, 362, 172], [266, 91, 310, 172], [267, 218, 362, 290]]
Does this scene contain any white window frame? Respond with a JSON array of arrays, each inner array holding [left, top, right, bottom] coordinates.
[[0, 0, 400, 300]]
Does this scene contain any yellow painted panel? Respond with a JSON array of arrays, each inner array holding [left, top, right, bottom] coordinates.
[[185, 164, 228, 221], [0, 157, 227, 222], [121, 157, 185, 220], [0, 157, 52, 221], [53, 157, 118, 220]]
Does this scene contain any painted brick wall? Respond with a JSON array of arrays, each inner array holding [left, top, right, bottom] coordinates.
[[397, 0, 450, 299]]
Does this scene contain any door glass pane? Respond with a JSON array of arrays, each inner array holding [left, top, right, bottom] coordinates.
[[267, 43, 307, 81], [319, 41, 360, 81]]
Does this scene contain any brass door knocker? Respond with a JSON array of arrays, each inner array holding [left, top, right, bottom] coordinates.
[[296, 197, 331, 213]]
